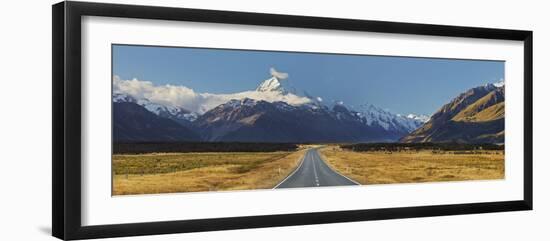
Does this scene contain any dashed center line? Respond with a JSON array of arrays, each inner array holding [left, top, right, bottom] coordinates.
[[312, 153, 320, 186], [274, 148, 358, 189]]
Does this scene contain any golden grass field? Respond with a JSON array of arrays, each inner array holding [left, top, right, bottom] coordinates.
[[319, 146, 504, 185], [113, 149, 306, 195]]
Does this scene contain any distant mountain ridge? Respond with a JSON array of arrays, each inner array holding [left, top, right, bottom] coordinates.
[[113, 102, 201, 142], [401, 82, 504, 144], [355, 104, 427, 133], [193, 98, 407, 142], [113, 93, 197, 128]]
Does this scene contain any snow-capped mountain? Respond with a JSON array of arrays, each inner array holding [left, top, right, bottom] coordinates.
[[492, 80, 505, 88], [256, 76, 288, 93], [194, 98, 403, 142], [255, 75, 425, 134], [113, 68, 430, 142], [354, 103, 426, 133], [113, 92, 198, 124], [113, 71, 310, 115], [113, 101, 201, 142]]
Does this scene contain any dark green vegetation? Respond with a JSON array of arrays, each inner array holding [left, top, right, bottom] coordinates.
[[113, 142, 298, 154], [341, 142, 504, 152]]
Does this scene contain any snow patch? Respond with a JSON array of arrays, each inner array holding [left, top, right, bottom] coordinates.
[[406, 113, 430, 123], [492, 79, 505, 88]]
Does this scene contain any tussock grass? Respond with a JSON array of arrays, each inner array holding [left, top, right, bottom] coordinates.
[[113, 150, 306, 195], [319, 146, 504, 185]]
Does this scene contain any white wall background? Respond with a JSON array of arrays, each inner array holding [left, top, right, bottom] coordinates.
[[0, 0, 547, 240]]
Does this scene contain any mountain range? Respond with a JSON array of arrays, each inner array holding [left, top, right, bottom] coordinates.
[[113, 73, 427, 142], [400, 82, 504, 144], [113, 101, 200, 142]]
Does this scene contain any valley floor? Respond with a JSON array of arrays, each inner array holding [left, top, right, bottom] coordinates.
[[319, 146, 504, 185], [113, 145, 504, 195], [112, 149, 306, 195]]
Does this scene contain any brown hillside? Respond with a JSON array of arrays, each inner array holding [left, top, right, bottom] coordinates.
[[400, 84, 504, 144]]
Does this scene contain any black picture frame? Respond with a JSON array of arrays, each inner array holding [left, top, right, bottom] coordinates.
[[52, 1, 533, 240]]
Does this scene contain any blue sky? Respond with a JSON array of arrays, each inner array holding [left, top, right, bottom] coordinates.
[[113, 44, 504, 115]]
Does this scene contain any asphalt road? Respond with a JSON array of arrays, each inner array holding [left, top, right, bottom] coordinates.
[[274, 148, 360, 189]]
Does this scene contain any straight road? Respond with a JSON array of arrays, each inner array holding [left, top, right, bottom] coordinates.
[[274, 148, 359, 189]]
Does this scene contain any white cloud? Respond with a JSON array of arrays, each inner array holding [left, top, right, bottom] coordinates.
[[113, 76, 311, 114], [113, 75, 204, 112], [269, 67, 289, 80]]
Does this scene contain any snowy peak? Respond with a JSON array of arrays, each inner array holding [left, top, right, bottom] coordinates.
[[256, 67, 291, 93], [113, 68, 429, 136], [481, 79, 505, 92], [492, 80, 505, 88], [356, 103, 425, 133], [113, 93, 198, 122], [256, 76, 286, 93]]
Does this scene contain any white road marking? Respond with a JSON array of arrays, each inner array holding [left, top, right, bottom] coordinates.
[[312, 152, 320, 186], [317, 150, 361, 185], [272, 149, 308, 189], [274, 148, 359, 189]]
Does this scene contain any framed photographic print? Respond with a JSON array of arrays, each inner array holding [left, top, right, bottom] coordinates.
[[52, 1, 533, 240]]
